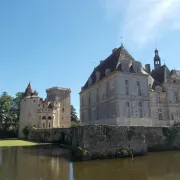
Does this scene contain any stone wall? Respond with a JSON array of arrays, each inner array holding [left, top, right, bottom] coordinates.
[[72, 125, 147, 161], [28, 128, 72, 146], [145, 127, 180, 151], [28, 125, 180, 161]]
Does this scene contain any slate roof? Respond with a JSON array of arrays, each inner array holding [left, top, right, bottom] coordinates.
[[82, 45, 140, 91], [151, 65, 170, 84], [23, 82, 39, 98]]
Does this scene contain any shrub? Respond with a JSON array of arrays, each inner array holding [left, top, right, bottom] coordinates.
[[71, 121, 80, 128], [22, 126, 30, 139]]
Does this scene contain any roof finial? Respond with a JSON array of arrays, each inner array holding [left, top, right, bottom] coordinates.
[[163, 59, 165, 65], [120, 36, 123, 46]]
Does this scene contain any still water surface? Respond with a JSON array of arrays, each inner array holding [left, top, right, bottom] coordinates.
[[0, 146, 180, 180]]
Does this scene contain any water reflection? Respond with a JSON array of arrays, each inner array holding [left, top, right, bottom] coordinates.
[[73, 152, 180, 180], [0, 147, 71, 180], [0, 147, 180, 180]]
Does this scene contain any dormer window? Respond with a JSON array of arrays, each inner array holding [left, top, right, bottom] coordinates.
[[136, 67, 139, 73], [95, 71, 100, 82], [105, 69, 110, 76], [121, 62, 129, 72], [132, 61, 141, 74], [88, 77, 92, 87]]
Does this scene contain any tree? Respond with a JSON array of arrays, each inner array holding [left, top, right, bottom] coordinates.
[[0, 91, 23, 136], [71, 105, 78, 122], [0, 92, 14, 131], [11, 92, 23, 129]]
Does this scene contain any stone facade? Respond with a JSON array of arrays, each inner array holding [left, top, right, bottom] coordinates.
[[150, 69, 180, 125], [80, 45, 180, 126], [18, 83, 71, 138]]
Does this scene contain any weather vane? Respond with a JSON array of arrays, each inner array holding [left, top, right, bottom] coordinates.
[[120, 36, 123, 45]]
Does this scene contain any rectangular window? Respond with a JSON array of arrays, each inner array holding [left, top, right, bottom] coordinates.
[[126, 102, 130, 117], [43, 123, 45, 128], [137, 81, 141, 96], [139, 102, 143, 118], [97, 106, 99, 120], [96, 88, 99, 102], [89, 92, 91, 104], [157, 94, 160, 103], [49, 123, 51, 128], [158, 108, 163, 120], [171, 114, 174, 120], [125, 80, 129, 95]]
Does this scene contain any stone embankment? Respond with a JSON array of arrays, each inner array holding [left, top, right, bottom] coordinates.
[[28, 125, 180, 161]]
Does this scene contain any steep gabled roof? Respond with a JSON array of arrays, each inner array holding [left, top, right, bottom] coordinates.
[[82, 45, 138, 90], [151, 65, 170, 84], [23, 82, 39, 98]]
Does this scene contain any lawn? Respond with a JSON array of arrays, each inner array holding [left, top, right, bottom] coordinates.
[[0, 139, 46, 147]]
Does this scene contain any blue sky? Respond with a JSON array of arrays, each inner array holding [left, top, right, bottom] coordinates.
[[1, 0, 180, 115]]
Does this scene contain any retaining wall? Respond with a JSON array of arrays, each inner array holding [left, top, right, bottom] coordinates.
[[28, 125, 180, 161]]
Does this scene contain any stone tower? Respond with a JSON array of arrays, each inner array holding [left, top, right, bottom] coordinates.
[[154, 49, 161, 69], [19, 82, 39, 138], [46, 87, 71, 128]]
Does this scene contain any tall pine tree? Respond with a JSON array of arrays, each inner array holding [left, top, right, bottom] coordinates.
[[71, 105, 78, 122]]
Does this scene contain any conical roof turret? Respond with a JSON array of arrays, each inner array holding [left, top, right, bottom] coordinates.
[[24, 82, 33, 97]]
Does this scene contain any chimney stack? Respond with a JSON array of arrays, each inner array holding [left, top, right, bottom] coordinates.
[[145, 64, 151, 74]]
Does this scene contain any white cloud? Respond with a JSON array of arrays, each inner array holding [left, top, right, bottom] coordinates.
[[103, 0, 180, 46]]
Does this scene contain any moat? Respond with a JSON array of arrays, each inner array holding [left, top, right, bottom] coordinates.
[[0, 146, 180, 180]]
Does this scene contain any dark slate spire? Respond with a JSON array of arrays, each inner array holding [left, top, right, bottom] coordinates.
[[154, 49, 161, 69], [24, 82, 33, 97]]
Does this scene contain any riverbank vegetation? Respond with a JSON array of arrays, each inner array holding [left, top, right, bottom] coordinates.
[[0, 92, 23, 139]]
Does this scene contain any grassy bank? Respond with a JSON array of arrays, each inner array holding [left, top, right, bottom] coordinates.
[[0, 139, 48, 147]]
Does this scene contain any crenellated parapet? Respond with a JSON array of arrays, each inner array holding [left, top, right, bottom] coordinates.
[[46, 87, 71, 93]]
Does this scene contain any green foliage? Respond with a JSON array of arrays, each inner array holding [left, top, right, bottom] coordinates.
[[71, 121, 80, 128], [78, 147, 90, 156], [162, 127, 178, 146], [22, 126, 30, 139], [117, 148, 134, 157], [71, 105, 78, 122], [0, 91, 23, 138]]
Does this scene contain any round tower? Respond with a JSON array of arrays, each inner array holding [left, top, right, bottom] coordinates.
[[19, 83, 39, 138]]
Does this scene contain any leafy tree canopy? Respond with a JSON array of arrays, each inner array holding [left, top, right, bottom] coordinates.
[[71, 105, 78, 122], [0, 91, 23, 132]]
